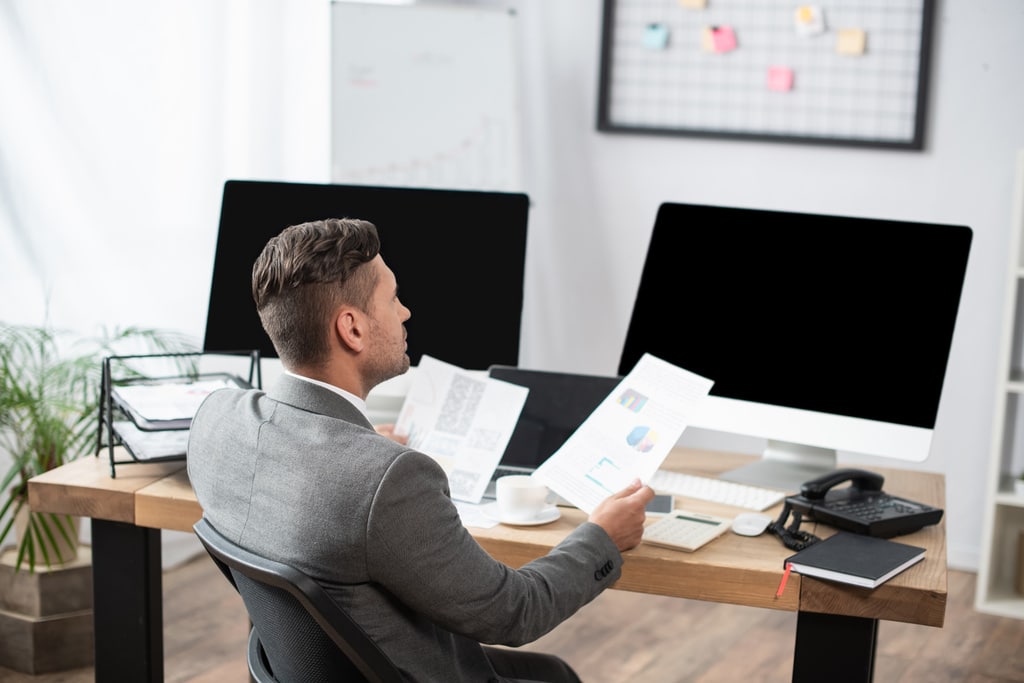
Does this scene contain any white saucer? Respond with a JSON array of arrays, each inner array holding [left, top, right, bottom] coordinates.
[[482, 502, 561, 526]]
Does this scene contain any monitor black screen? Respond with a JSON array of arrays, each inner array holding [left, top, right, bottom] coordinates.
[[617, 202, 971, 490], [203, 180, 529, 370]]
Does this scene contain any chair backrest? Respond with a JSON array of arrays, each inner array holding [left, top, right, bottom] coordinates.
[[193, 517, 405, 683]]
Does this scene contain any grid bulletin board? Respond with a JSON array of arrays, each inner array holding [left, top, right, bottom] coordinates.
[[597, 0, 935, 149]]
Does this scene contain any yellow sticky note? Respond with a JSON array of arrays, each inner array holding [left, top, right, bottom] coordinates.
[[836, 28, 867, 55], [794, 5, 825, 36]]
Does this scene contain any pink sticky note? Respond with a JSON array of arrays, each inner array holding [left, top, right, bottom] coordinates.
[[767, 66, 794, 92], [703, 25, 737, 53]]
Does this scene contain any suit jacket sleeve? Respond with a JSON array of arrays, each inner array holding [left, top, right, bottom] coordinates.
[[364, 451, 622, 646]]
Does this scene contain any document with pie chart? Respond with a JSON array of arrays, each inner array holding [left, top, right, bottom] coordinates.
[[533, 353, 713, 513]]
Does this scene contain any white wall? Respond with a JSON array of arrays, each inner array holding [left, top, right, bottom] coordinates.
[[2, 0, 1022, 571], [512, 0, 1024, 571]]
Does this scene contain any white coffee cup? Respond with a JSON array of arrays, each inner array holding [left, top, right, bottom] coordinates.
[[495, 475, 550, 523]]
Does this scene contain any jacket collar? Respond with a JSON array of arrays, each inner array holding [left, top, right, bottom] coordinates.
[[267, 373, 374, 430]]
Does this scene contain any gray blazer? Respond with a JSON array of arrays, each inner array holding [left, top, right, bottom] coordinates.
[[187, 373, 623, 682]]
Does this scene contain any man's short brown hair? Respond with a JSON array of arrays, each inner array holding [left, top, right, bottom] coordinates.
[[252, 218, 380, 367]]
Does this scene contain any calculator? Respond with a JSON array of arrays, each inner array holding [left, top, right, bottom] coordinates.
[[642, 510, 733, 552]]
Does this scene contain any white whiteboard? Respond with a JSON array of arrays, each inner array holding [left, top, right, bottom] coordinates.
[[331, 1, 523, 191]]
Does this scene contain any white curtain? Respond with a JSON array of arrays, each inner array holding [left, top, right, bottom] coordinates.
[[0, 0, 331, 566], [0, 0, 331, 341]]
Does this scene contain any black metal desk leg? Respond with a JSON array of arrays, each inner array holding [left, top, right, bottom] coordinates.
[[792, 611, 878, 683], [91, 519, 164, 683]]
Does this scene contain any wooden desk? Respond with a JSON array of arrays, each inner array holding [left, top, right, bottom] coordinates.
[[29, 447, 947, 683]]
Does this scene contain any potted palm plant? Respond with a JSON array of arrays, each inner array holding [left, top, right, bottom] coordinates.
[[0, 322, 196, 572]]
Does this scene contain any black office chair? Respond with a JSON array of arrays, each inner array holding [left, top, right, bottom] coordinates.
[[193, 517, 405, 683]]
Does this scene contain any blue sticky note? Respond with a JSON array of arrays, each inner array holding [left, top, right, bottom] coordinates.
[[642, 23, 670, 50]]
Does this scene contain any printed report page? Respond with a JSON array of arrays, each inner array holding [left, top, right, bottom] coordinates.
[[533, 353, 713, 513]]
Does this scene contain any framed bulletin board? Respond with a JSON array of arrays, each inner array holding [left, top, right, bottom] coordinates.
[[597, 0, 935, 150]]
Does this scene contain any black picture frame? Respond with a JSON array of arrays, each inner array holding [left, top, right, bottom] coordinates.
[[596, 0, 936, 150]]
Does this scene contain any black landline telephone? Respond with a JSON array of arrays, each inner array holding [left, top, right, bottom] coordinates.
[[783, 468, 944, 539]]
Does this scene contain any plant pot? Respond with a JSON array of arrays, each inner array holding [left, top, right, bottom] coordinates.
[[13, 506, 82, 568], [1015, 479, 1024, 498], [0, 544, 94, 673]]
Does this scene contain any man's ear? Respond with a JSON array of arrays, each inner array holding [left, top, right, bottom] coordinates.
[[334, 306, 365, 352]]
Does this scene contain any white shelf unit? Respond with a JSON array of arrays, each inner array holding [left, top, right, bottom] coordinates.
[[977, 149, 1024, 618]]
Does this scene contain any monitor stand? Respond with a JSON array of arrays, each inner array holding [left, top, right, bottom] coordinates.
[[719, 440, 838, 493]]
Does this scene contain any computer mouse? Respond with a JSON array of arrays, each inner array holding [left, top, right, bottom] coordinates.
[[731, 512, 772, 537]]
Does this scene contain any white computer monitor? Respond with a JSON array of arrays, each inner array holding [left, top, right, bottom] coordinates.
[[618, 202, 972, 492]]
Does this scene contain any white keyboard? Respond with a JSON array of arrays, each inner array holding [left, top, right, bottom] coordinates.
[[649, 470, 787, 511]]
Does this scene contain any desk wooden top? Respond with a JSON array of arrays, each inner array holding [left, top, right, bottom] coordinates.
[[28, 447, 946, 627]]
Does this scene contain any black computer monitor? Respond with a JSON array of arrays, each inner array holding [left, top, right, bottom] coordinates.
[[486, 366, 621, 470], [203, 180, 529, 370], [618, 202, 972, 492]]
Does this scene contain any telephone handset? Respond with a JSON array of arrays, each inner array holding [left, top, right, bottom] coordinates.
[[785, 467, 943, 538], [799, 468, 883, 499]]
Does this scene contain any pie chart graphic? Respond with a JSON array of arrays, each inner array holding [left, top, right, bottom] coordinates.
[[626, 425, 658, 453]]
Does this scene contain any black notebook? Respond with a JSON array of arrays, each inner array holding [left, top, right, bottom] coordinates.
[[784, 531, 926, 589]]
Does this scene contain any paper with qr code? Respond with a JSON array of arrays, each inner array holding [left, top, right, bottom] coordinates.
[[394, 355, 528, 503]]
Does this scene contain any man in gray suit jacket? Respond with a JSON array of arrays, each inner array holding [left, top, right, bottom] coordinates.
[[188, 218, 654, 682]]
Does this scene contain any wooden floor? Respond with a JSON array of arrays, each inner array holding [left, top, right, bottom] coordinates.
[[2, 556, 1023, 682]]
